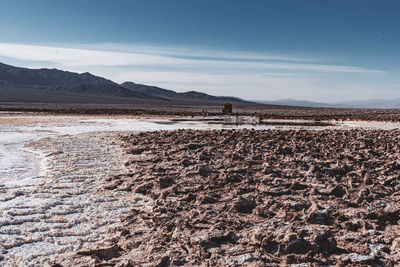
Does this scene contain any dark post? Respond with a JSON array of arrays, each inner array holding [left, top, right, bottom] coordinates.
[[222, 102, 233, 115]]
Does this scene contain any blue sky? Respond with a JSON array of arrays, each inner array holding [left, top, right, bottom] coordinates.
[[0, 0, 399, 102]]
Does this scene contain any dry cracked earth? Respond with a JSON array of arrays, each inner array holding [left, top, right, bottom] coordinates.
[[67, 129, 400, 266]]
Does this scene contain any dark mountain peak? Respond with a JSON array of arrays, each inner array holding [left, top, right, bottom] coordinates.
[[121, 81, 137, 86], [80, 72, 95, 77], [121, 82, 177, 97], [181, 91, 212, 98], [0, 61, 116, 87], [39, 67, 57, 71]]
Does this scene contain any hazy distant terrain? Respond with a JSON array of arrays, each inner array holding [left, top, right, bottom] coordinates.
[[259, 98, 400, 109]]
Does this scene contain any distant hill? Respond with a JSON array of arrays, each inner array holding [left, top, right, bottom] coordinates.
[[257, 99, 338, 108], [121, 81, 244, 103], [257, 98, 400, 109], [0, 62, 249, 105], [335, 99, 400, 109]]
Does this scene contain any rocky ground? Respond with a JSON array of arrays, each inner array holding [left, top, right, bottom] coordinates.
[[73, 129, 400, 266]]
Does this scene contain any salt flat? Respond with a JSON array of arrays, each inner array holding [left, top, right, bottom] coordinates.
[[0, 114, 224, 265], [1, 113, 400, 265]]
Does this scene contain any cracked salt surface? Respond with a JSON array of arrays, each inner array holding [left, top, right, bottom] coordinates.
[[1, 114, 400, 266], [1, 132, 137, 266], [0, 115, 243, 266]]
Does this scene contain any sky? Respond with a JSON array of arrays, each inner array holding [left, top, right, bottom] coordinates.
[[0, 0, 399, 102]]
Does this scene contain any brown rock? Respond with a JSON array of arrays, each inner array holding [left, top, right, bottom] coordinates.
[[77, 245, 122, 261], [233, 197, 256, 213], [312, 230, 337, 253]]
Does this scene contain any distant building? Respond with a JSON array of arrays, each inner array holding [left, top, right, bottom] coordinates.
[[222, 102, 232, 114]]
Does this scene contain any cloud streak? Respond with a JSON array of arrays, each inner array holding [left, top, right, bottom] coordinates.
[[0, 42, 392, 102], [0, 43, 383, 73]]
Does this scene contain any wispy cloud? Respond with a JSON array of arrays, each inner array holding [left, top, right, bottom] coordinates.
[[0, 43, 383, 73], [0, 42, 392, 101]]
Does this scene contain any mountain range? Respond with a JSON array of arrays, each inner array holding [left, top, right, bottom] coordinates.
[[0, 62, 246, 105], [2, 61, 399, 109]]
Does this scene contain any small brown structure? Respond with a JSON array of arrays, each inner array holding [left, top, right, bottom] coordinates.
[[222, 102, 232, 115]]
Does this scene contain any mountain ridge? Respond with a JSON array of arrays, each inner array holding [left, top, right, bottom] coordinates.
[[0, 62, 249, 105], [120, 81, 244, 102]]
